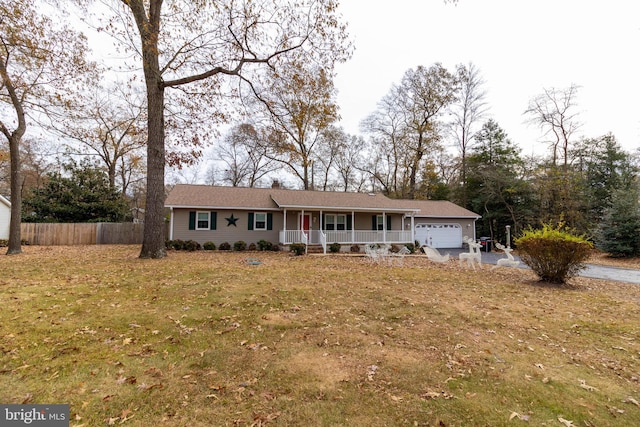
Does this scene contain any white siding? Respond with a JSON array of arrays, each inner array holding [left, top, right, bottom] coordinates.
[[0, 198, 10, 240]]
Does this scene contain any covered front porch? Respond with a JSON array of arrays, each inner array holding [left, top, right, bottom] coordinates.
[[277, 208, 416, 253]]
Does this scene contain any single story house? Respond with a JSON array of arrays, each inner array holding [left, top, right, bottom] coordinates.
[[0, 195, 10, 240], [165, 184, 481, 252]]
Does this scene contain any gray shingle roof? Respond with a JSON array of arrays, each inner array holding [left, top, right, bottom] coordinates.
[[165, 184, 480, 218]]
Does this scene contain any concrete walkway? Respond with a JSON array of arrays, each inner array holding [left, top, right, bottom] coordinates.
[[443, 248, 640, 285]]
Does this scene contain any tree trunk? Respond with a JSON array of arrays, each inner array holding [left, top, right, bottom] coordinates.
[[7, 135, 22, 255], [139, 79, 166, 259], [137, 3, 167, 259]]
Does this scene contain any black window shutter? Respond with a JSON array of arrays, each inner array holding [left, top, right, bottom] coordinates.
[[267, 213, 273, 230], [372, 215, 376, 230], [189, 211, 196, 230], [210, 212, 217, 230], [248, 212, 254, 230], [387, 216, 392, 230], [347, 215, 352, 231]]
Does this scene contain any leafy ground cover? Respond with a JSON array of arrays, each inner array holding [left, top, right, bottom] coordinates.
[[1, 246, 639, 426]]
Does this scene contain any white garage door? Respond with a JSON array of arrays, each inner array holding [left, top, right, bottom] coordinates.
[[415, 223, 463, 248]]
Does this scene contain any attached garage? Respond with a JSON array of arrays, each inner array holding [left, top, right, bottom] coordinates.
[[415, 223, 463, 248]]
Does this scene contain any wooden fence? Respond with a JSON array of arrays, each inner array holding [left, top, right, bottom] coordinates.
[[21, 223, 146, 245]]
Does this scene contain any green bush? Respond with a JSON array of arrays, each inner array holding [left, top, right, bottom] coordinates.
[[165, 239, 184, 250], [257, 240, 273, 251], [183, 240, 201, 251], [248, 243, 257, 251], [329, 242, 341, 253], [218, 242, 231, 251], [233, 240, 247, 251], [350, 244, 360, 253], [405, 243, 416, 254], [289, 243, 306, 256], [203, 241, 216, 251], [165, 239, 201, 251], [515, 223, 593, 284]]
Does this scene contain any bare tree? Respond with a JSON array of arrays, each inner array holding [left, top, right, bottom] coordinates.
[[214, 123, 277, 187], [55, 83, 146, 194], [247, 63, 341, 190], [1, 2, 94, 254], [90, 0, 351, 258], [363, 64, 459, 199], [332, 133, 368, 192], [525, 84, 581, 167], [361, 91, 409, 196], [450, 62, 488, 206]]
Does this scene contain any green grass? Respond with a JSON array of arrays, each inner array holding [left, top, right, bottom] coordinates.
[[1, 246, 639, 426]]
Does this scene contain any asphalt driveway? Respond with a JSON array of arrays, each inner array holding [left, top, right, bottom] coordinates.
[[441, 248, 640, 285]]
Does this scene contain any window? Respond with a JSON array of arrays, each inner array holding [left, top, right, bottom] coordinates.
[[196, 211, 210, 230], [325, 214, 346, 231], [254, 212, 267, 230], [376, 215, 384, 231], [189, 211, 217, 230]]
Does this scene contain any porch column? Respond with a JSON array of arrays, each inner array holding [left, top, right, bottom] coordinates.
[[411, 215, 415, 244], [283, 209, 287, 243], [169, 207, 174, 240], [383, 212, 386, 243], [351, 211, 355, 244]]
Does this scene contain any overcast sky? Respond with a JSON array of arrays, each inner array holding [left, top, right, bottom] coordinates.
[[333, 0, 640, 156]]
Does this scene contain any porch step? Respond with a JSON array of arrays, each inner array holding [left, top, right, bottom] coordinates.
[[306, 245, 325, 254]]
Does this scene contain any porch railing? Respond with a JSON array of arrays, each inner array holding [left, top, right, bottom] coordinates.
[[279, 229, 412, 245]]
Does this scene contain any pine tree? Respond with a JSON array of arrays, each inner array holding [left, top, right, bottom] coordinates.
[[596, 187, 640, 257]]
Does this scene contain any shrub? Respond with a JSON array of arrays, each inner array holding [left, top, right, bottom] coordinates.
[[183, 240, 202, 251], [165, 239, 184, 250], [203, 241, 216, 251], [257, 239, 273, 251], [218, 242, 231, 251], [248, 243, 257, 251], [233, 240, 247, 251], [329, 242, 341, 253], [350, 244, 360, 253], [166, 239, 201, 251], [405, 243, 416, 254], [289, 243, 306, 256], [515, 222, 593, 284]]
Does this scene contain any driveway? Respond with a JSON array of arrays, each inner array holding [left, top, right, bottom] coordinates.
[[441, 248, 640, 285]]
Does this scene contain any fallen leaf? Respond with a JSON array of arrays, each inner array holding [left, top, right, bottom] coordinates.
[[116, 376, 137, 385], [623, 396, 640, 407], [578, 379, 598, 392], [558, 417, 575, 427]]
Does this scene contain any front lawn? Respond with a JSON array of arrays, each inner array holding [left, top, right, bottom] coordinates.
[[1, 246, 639, 426]]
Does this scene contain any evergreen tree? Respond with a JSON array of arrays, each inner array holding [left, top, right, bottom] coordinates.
[[596, 187, 640, 257], [23, 161, 132, 223], [466, 120, 533, 243]]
